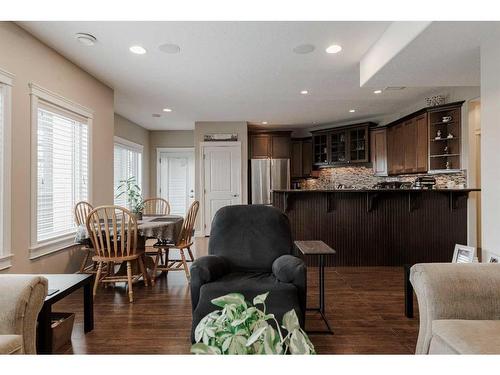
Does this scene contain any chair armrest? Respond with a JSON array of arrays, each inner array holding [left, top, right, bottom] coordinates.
[[410, 263, 500, 354], [190, 255, 230, 311], [0, 275, 48, 354], [272, 255, 307, 318]]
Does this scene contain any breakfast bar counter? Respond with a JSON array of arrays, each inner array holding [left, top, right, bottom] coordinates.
[[272, 188, 479, 266]]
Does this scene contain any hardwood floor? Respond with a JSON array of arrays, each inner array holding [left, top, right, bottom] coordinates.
[[53, 237, 419, 354]]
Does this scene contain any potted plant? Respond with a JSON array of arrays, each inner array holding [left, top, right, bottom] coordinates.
[[115, 176, 145, 220], [191, 292, 315, 355]]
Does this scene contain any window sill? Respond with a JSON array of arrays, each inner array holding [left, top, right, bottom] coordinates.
[[0, 254, 13, 271], [29, 234, 79, 260]]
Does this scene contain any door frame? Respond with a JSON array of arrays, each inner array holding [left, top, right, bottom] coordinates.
[[199, 141, 242, 236], [156, 147, 195, 198]]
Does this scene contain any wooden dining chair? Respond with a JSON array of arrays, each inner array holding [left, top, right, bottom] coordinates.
[[143, 197, 170, 215], [86, 205, 149, 302], [151, 201, 199, 284], [74, 201, 96, 274]]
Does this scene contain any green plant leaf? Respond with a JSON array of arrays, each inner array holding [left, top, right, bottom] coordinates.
[[289, 329, 310, 355], [211, 293, 246, 308], [190, 343, 221, 355], [253, 292, 269, 306], [282, 309, 300, 333], [246, 326, 267, 347], [263, 326, 278, 354]]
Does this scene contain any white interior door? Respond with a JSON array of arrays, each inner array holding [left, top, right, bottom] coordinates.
[[158, 150, 195, 216], [202, 144, 241, 235]]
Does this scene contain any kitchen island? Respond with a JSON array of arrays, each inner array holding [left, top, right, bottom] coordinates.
[[272, 188, 480, 266]]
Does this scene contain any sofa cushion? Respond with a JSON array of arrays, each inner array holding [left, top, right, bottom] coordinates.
[[430, 320, 500, 354], [192, 272, 302, 334], [0, 335, 23, 354]]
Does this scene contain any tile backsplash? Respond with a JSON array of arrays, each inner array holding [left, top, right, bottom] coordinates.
[[301, 166, 467, 190]]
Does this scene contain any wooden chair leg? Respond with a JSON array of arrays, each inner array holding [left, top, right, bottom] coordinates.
[[93, 262, 103, 298], [126, 261, 134, 303], [138, 256, 149, 287], [180, 249, 190, 281], [164, 248, 170, 274], [80, 250, 90, 273], [187, 246, 195, 262]]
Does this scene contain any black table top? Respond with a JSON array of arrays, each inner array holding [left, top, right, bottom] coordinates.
[[38, 274, 93, 304], [294, 240, 336, 255]]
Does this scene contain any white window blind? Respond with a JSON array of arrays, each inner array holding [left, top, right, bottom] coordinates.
[[114, 140, 142, 208], [36, 101, 89, 243]]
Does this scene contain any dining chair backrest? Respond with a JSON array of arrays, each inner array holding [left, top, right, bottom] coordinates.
[[143, 198, 170, 215], [74, 201, 94, 226], [86, 205, 139, 259], [177, 201, 199, 247]]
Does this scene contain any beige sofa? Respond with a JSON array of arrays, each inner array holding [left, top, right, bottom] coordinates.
[[410, 263, 500, 354], [0, 275, 48, 354]]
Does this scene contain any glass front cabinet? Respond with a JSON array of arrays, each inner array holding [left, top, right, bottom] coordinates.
[[312, 123, 372, 166]]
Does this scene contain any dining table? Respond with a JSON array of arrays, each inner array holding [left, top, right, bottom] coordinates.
[[75, 214, 184, 278]]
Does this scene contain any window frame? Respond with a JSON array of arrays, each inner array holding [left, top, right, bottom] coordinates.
[[0, 68, 13, 270], [113, 136, 144, 207], [29, 83, 93, 259]]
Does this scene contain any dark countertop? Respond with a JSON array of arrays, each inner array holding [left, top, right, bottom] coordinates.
[[273, 188, 480, 193]]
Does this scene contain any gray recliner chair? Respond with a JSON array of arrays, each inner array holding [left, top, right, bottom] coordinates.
[[190, 205, 306, 341]]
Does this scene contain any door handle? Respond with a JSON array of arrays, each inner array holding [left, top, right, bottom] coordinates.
[[232, 194, 239, 197]]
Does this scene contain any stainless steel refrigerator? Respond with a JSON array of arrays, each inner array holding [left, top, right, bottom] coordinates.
[[251, 158, 290, 205]]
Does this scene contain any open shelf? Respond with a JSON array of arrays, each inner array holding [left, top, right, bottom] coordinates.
[[430, 154, 460, 158], [430, 137, 459, 142]]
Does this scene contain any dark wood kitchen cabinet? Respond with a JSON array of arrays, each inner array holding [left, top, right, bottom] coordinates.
[[370, 127, 387, 176], [271, 135, 291, 158], [249, 131, 291, 159], [250, 135, 270, 158], [291, 138, 313, 178], [311, 122, 374, 166]]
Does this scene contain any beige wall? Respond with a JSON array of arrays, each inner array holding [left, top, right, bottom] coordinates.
[[114, 113, 151, 197], [0, 22, 114, 273], [149, 130, 194, 196], [194, 122, 248, 232]]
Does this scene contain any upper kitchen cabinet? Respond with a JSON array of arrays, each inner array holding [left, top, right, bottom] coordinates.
[[370, 127, 387, 176], [312, 122, 374, 166], [249, 131, 292, 159], [385, 101, 463, 175], [291, 138, 313, 178], [250, 135, 270, 158]]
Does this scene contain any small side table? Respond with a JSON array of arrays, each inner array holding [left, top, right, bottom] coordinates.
[[294, 240, 336, 335]]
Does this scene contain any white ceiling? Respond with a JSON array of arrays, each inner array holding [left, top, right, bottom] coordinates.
[[19, 21, 458, 130], [361, 22, 489, 88]]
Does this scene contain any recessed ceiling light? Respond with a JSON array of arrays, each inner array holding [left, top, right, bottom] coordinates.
[[129, 45, 147, 55], [373, 89, 383, 94], [293, 44, 315, 54], [152, 114, 161, 118], [159, 43, 181, 54], [262, 121, 268, 125], [300, 90, 309, 95], [326, 44, 342, 54], [163, 108, 172, 112], [75, 33, 97, 46], [349, 109, 356, 113]]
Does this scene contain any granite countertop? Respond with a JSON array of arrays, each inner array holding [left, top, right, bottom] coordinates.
[[273, 188, 481, 193]]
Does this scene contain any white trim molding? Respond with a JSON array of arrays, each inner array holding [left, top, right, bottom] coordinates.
[[0, 68, 14, 87], [0, 68, 14, 269], [29, 84, 93, 259], [0, 254, 13, 271], [114, 136, 144, 152], [29, 83, 94, 119]]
